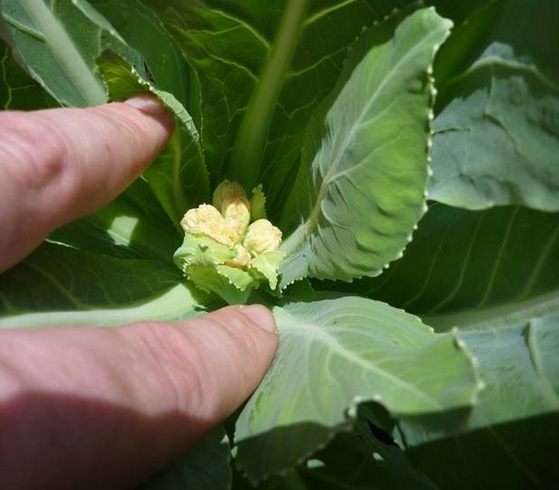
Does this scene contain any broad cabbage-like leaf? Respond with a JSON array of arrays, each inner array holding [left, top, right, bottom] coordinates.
[[428, 0, 559, 211], [401, 312, 559, 488], [279, 8, 452, 285], [145, 0, 414, 208], [235, 296, 479, 482], [346, 204, 559, 332], [1, 0, 113, 106], [0, 37, 56, 109]]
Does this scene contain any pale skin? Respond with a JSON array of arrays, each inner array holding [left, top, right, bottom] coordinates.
[[0, 95, 279, 489]]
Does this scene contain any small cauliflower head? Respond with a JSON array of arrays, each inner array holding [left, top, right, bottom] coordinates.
[[174, 181, 284, 304]]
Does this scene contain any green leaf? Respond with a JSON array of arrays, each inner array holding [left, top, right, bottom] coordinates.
[[1, 0, 110, 106], [235, 296, 479, 483], [48, 175, 182, 262], [147, 0, 413, 196], [428, 0, 559, 211], [400, 313, 559, 489], [343, 204, 559, 332], [260, 0, 421, 215], [250, 251, 284, 290], [0, 242, 205, 328], [279, 8, 452, 286], [0, 36, 56, 109], [136, 426, 231, 490], [423, 0, 496, 25], [229, 0, 310, 191], [88, 0, 194, 110], [146, 0, 273, 183], [298, 404, 438, 490]]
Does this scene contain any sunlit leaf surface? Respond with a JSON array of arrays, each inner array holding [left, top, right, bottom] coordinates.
[[235, 296, 478, 482], [279, 8, 451, 285]]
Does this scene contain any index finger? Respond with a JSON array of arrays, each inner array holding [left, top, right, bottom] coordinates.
[[0, 95, 174, 272]]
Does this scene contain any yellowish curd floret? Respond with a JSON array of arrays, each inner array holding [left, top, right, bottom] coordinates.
[[223, 196, 251, 242], [225, 244, 252, 268], [180, 203, 234, 246], [244, 219, 282, 256], [213, 180, 246, 214], [175, 180, 284, 302]]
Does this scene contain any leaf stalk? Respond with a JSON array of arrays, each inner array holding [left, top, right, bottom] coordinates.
[[230, 0, 308, 190]]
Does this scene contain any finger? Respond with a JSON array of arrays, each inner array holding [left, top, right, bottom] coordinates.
[[0, 304, 278, 489], [0, 95, 174, 272]]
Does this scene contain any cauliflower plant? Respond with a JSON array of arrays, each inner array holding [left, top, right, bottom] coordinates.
[[174, 181, 284, 304]]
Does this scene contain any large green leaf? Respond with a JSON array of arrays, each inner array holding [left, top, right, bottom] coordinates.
[[346, 205, 559, 332], [400, 313, 559, 489], [136, 426, 231, 490], [49, 179, 182, 261], [86, 0, 210, 221], [0, 242, 205, 328], [235, 296, 479, 483], [278, 8, 452, 286], [428, 0, 559, 211], [260, 0, 419, 215], [0, 0, 210, 225]]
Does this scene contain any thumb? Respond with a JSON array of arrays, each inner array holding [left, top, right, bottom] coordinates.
[[127, 304, 279, 425], [0, 305, 278, 488]]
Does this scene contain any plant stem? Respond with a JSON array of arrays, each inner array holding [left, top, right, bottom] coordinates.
[[230, 0, 308, 190]]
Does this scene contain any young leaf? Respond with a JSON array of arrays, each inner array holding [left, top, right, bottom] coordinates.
[[428, 0, 559, 211], [279, 8, 452, 286], [235, 296, 479, 482]]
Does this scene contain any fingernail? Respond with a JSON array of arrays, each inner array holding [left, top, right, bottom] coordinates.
[[124, 94, 174, 127], [241, 305, 277, 334]]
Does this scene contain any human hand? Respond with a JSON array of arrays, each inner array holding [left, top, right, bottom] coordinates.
[[0, 96, 279, 489]]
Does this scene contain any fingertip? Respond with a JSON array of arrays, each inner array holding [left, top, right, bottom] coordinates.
[[123, 93, 174, 133], [236, 304, 277, 334]]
